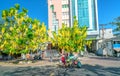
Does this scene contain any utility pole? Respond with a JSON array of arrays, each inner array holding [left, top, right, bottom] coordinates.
[[100, 24, 107, 39], [100, 24, 108, 56]]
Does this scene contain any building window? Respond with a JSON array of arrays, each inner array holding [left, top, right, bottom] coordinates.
[[62, 4, 69, 8], [50, 5, 54, 11], [52, 12, 59, 32], [77, 0, 89, 27]]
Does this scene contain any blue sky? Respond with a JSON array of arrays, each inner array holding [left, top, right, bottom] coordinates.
[[98, 0, 120, 29], [0, 0, 120, 29], [0, 0, 48, 27]]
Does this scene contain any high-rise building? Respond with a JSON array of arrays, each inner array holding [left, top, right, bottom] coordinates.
[[70, 0, 99, 37], [48, 0, 99, 38], [48, 0, 71, 32]]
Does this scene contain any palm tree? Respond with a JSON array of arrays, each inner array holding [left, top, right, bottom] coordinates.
[[110, 16, 120, 36]]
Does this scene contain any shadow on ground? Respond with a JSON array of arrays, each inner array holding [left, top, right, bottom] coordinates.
[[1, 64, 120, 76], [89, 57, 120, 61], [82, 64, 120, 76]]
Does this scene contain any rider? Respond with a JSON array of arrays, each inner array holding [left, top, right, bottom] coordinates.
[[61, 54, 66, 65]]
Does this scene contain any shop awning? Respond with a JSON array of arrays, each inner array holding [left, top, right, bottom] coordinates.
[[114, 48, 120, 52]]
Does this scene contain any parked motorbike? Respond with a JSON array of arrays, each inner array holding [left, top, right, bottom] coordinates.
[[59, 55, 82, 68], [66, 56, 82, 68]]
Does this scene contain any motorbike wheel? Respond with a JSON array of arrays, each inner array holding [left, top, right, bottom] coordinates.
[[77, 61, 82, 68]]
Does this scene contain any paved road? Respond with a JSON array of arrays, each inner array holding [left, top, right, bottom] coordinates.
[[0, 57, 120, 76]]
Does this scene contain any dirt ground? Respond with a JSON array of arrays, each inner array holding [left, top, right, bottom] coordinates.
[[79, 56, 120, 67], [0, 56, 120, 67], [0, 56, 120, 76]]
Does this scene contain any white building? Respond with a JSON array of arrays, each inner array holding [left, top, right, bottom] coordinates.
[[97, 28, 114, 56], [99, 28, 114, 39]]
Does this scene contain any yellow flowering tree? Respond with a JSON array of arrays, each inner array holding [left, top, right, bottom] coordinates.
[[51, 18, 92, 53], [32, 19, 48, 52], [0, 4, 47, 57]]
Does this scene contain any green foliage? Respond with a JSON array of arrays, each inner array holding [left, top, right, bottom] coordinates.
[[50, 18, 92, 53], [110, 16, 120, 35], [15, 4, 20, 10], [0, 4, 47, 55]]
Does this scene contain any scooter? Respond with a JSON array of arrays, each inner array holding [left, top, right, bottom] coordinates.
[[59, 55, 82, 68], [66, 56, 82, 68]]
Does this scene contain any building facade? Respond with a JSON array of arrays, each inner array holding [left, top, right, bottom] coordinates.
[[48, 0, 71, 32], [97, 29, 114, 56], [70, 0, 99, 36], [48, 0, 99, 38], [99, 28, 114, 39], [48, 0, 99, 52]]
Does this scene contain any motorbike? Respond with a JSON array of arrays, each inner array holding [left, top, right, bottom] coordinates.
[[59, 55, 82, 68], [66, 56, 82, 68]]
